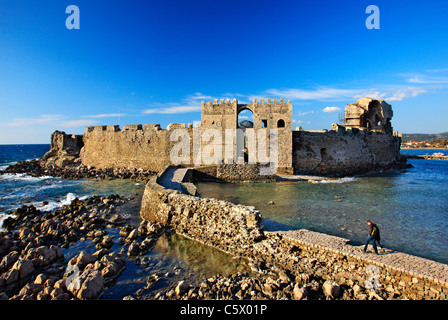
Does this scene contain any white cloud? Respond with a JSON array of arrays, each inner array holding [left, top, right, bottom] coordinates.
[[297, 110, 315, 116], [425, 68, 448, 73], [322, 106, 342, 113], [60, 119, 98, 128], [142, 92, 213, 114], [354, 89, 387, 100], [143, 105, 201, 114], [354, 87, 427, 102], [83, 113, 127, 118], [385, 87, 427, 101], [407, 75, 448, 84], [188, 92, 214, 101], [398, 71, 448, 84], [6, 115, 64, 127], [265, 87, 357, 101], [5, 114, 98, 128], [141, 82, 431, 117], [293, 119, 310, 125]]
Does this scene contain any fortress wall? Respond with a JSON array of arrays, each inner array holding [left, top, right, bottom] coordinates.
[[80, 123, 291, 177], [81, 124, 194, 172], [78, 122, 401, 177], [292, 130, 402, 177], [141, 173, 448, 300], [140, 176, 264, 255]]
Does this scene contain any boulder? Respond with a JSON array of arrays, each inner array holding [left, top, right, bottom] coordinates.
[[69, 251, 96, 269], [67, 268, 104, 300], [293, 283, 307, 300], [3, 268, 19, 285], [352, 284, 364, 297], [146, 221, 163, 235], [76, 270, 104, 300], [34, 273, 47, 285], [127, 229, 139, 241], [101, 235, 114, 248], [93, 248, 109, 260], [322, 280, 341, 299], [50, 287, 64, 299], [12, 259, 34, 279], [0, 251, 20, 272], [175, 280, 189, 297], [19, 283, 43, 296], [99, 253, 126, 281], [127, 242, 140, 256], [36, 246, 57, 264], [140, 238, 156, 254]]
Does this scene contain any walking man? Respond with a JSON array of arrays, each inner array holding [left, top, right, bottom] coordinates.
[[363, 220, 384, 254]]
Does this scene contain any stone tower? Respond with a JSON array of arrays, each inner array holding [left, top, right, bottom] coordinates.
[[200, 98, 293, 174], [344, 97, 393, 134]]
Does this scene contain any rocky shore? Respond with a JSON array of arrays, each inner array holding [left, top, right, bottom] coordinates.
[[0, 159, 155, 181], [403, 154, 448, 161], [0, 194, 167, 300], [2, 181, 448, 300], [0, 151, 446, 301], [138, 174, 448, 301]]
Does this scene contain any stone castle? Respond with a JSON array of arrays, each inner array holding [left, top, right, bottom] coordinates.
[[43, 97, 404, 181]]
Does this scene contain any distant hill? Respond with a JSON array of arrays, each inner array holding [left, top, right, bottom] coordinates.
[[238, 120, 253, 128], [402, 132, 448, 142]]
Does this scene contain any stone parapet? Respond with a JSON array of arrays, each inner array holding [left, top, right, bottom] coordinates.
[[252, 230, 448, 300], [140, 176, 264, 255]]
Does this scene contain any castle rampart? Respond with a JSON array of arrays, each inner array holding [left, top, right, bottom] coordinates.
[[81, 123, 192, 172], [44, 97, 404, 179], [292, 128, 402, 177]]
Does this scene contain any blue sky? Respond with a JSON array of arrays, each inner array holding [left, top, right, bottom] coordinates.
[[1, 0, 447, 143]]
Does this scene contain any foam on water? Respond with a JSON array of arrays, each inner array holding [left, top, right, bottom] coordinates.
[[38, 192, 89, 212], [0, 192, 86, 230], [0, 173, 54, 182], [318, 177, 357, 184]]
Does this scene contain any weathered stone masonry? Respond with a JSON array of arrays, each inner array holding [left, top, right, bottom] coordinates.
[[81, 124, 191, 173], [74, 97, 404, 180], [293, 129, 402, 177], [140, 175, 264, 255], [140, 176, 448, 300]]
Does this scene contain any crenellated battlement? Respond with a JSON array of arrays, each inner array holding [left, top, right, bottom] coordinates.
[[84, 123, 192, 134], [201, 98, 292, 111], [250, 98, 292, 107], [204, 98, 237, 106]]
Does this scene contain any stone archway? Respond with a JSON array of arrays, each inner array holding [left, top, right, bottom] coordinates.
[[237, 108, 254, 163]]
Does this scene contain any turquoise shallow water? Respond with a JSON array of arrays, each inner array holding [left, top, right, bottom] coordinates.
[[196, 150, 448, 264]]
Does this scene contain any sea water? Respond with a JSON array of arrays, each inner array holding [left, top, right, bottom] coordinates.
[[0, 145, 246, 298], [196, 149, 448, 264], [0, 144, 145, 228], [1, 145, 447, 266]]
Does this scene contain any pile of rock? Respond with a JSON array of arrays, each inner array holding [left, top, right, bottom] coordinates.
[[0, 159, 156, 182], [155, 271, 349, 300], [119, 221, 164, 257], [63, 250, 126, 300], [2, 195, 130, 248], [0, 195, 133, 300]]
